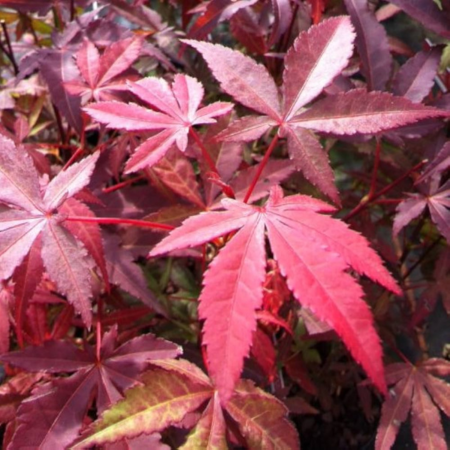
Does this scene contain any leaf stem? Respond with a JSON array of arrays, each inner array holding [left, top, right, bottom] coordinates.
[[70, 0, 75, 21], [66, 216, 175, 231], [344, 159, 427, 221], [189, 128, 219, 175], [102, 175, 145, 194], [53, 104, 66, 144], [243, 134, 280, 203], [96, 296, 103, 361], [1, 21, 18, 75], [401, 236, 442, 280], [62, 147, 84, 171]]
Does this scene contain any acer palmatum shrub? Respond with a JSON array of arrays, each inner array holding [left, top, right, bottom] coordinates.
[[0, 0, 449, 448]]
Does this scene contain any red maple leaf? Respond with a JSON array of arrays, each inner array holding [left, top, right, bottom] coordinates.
[[149, 186, 401, 403], [84, 74, 233, 173], [376, 358, 450, 450], [394, 142, 450, 246], [0, 135, 102, 326], [1, 326, 180, 449], [183, 16, 448, 203]]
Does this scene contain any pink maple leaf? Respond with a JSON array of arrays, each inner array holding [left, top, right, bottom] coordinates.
[[84, 74, 233, 173], [0, 135, 102, 327], [65, 36, 143, 103], [150, 185, 401, 403]]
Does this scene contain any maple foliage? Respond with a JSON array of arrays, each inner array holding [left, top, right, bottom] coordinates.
[[0, 135, 101, 326], [72, 359, 299, 449], [65, 36, 143, 103], [85, 74, 233, 173], [150, 186, 400, 401], [394, 141, 450, 243], [0, 1, 449, 449], [376, 359, 450, 450], [184, 16, 448, 203], [1, 326, 181, 449]]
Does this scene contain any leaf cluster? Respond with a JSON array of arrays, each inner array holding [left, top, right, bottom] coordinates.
[[0, 0, 449, 449]]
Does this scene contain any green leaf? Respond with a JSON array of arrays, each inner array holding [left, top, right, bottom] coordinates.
[[71, 368, 213, 448]]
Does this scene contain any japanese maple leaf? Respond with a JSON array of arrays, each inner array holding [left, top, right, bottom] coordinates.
[[394, 178, 450, 243], [150, 185, 401, 403], [84, 74, 233, 173], [0, 135, 103, 326], [376, 358, 450, 450], [183, 16, 448, 203], [72, 359, 299, 449], [65, 36, 143, 104], [0, 327, 180, 449]]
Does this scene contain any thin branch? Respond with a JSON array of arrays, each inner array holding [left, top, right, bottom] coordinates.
[[52, 103, 67, 144], [70, 0, 75, 21], [1, 21, 18, 74], [102, 175, 145, 194], [344, 160, 427, 221], [401, 236, 443, 280], [66, 216, 175, 231], [189, 128, 219, 175], [62, 147, 84, 171]]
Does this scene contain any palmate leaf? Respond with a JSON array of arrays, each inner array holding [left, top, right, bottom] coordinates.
[[72, 367, 214, 448], [84, 74, 233, 173], [72, 359, 299, 449], [394, 174, 450, 243], [66, 36, 143, 103], [185, 16, 448, 203], [376, 359, 450, 450], [150, 186, 400, 403], [1, 328, 181, 449], [0, 135, 103, 326]]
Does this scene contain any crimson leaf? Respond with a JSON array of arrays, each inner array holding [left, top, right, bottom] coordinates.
[[150, 186, 400, 402], [184, 16, 448, 203], [1, 327, 181, 449]]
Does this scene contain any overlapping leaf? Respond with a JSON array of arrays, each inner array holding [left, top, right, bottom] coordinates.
[[85, 74, 233, 173], [65, 36, 143, 103], [150, 186, 400, 402], [72, 359, 299, 449], [344, 0, 393, 91], [1, 327, 180, 449], [0, 135, 100, 326], [387, 0, 450, 39], [392, 47, 442, 103], [376, 359, 450, 450], [394, 145, 450, 243], [184, 16, 448, 202]]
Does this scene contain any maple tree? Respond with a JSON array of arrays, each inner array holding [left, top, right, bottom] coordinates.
[[0, 0, 449, 449]]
